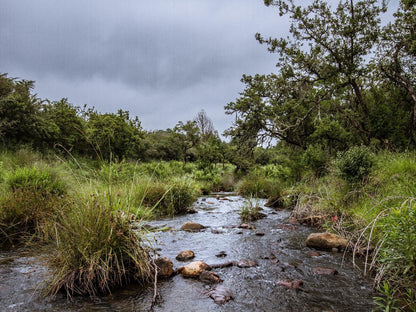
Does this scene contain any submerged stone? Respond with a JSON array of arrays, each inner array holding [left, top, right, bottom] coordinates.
[[313, 267, 338, 275], [277, 279, 303, 289], [208, 285, 234, 304]]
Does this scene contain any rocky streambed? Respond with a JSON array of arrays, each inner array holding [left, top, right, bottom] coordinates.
[[0, 195, 375, 311]]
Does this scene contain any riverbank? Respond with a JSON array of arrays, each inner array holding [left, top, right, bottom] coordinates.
[[0, 195, 375, 311]]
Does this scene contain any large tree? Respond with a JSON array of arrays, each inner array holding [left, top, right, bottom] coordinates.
[[378, 0, 416, 145], [226, 0, 387, 150]]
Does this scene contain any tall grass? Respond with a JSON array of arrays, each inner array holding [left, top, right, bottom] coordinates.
[[289, 151, 416, 310], [45, 192, 154, 297]]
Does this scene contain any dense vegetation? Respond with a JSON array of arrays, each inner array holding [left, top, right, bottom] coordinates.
[[1, 0, 415, 309]]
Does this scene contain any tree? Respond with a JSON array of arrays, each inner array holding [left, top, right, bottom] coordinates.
[[226, 0, 387, 150], [378, 0, 416, 145], [194, 110, 214, 141], [173, 120, 200, 164], [0, 74, 56, 148], [86, 109, 144, 160], [41, 98, 87, 153]]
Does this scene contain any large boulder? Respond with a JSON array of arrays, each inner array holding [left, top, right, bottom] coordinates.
[[180, 222, 205, 232], [306, 233, 348, 250], [179, 261, 211, 277]]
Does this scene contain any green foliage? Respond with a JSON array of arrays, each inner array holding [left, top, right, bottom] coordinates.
[[302, 144, 329, 177], [44, 193, 153, 297], [86, 110, 144, 160], [237, 173, 281, 200], [6, 166, 67, 195], [335, 146, 374, 184]]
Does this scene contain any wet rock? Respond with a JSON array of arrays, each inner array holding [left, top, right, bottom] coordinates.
[[199, 270, 222, 284], [255, 232, 265, 236], [308, 251, 322, 257], [179, 261, 211, 277], [0, 258, 14, 265], [306, 232, 348, 250], [210, 261, 234, 269], [332, 248, 339, 252], [201, 198, 207, 201], [276, 224, 298, 231], [215, 251, 227, 258], [278, 279, 303, 289], [187, 208, 198, 214], [239, 223, 255, 230], [211, 229, 224, 234], [236, 231, 243, 234], [235, 260, 257, 268], [207, 202, 215, 205], [300, 215, 325, 226], [155, 257, 174, 278], [288, 217, 300, 225], [180, 222, 205, 232], [208, 285, 234, 304], [176, 250, 195, 261], [313, 267, 338, 275]]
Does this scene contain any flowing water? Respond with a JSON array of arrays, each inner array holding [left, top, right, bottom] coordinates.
[[0, 195, 375, 311]]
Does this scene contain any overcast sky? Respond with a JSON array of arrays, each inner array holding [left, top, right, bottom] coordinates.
[[0, 0, 398, 135]]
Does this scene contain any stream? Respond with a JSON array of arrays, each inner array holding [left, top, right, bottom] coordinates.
[[0, 195, 375, 311]]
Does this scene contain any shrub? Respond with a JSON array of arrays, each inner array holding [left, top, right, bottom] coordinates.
[[335, 146, 374, 184], [44, 193, 154, 298], [6, 166, 67, 195]]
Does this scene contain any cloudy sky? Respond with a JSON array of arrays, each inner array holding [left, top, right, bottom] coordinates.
[[0, 0, 398, 135], [1, 0, 289, 135]]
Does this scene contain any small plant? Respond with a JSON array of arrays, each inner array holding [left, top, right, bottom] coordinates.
[[335, 146, 374, 184], [240, 198, 263, 222]]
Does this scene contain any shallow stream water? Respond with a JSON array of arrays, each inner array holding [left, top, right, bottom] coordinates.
[[0, 195, 375, 311]]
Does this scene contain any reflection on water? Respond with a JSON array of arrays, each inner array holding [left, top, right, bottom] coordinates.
[[0, 195, 374, 311]]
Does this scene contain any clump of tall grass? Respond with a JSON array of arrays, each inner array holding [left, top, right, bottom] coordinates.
[[240, 198, 264, 222], [45, 192, 154, 298], [237, 173, 281, 201], [134, 176, 201, 216]]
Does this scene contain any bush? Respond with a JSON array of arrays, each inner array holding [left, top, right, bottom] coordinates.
[[6, 166, 67, 195], [44, 193, 154, 298], [335, 146, 374, 184]]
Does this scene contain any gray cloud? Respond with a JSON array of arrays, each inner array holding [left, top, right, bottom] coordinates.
[[1, 0, 288, 134]]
